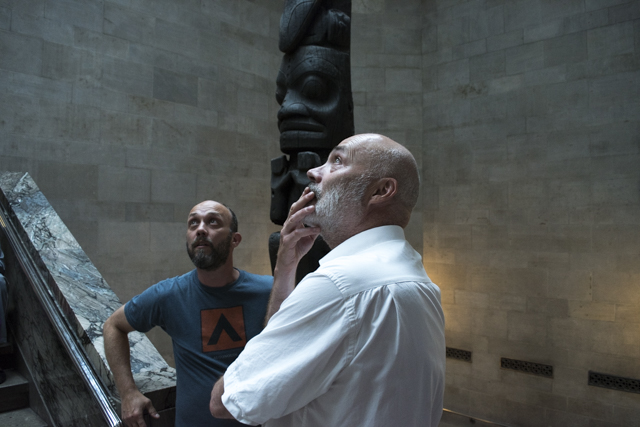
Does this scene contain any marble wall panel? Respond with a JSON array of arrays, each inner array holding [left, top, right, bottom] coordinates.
[[0, 171, 176, 421]]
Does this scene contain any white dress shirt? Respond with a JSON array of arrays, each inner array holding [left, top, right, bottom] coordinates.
[[222, 225, 445, 427]]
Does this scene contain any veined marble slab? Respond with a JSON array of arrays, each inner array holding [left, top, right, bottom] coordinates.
[[0, 172, 176, 415]]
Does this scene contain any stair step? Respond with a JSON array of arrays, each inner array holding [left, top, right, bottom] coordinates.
[[0, 408, 47, 427], [0, 369, 29, 413]]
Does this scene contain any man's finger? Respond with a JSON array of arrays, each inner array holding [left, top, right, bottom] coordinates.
[[282, 205, 316, 234], [287, 189, 315, 217], [282, 224, 320, 243]]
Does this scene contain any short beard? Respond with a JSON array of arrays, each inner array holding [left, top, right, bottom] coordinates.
[[305, 174, 370, 241], [186, 232, 232, 271]]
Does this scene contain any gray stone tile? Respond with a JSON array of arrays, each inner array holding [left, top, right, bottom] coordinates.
[[437, 59, 470, 88], [585, 0, 629, 11], [150, 170, 197, 203], [383, 27, 422, 55], [37, 161, 99, 199], [72, 27, 130, 59], [4, 0, 45, 16], [0, 154, 34, 173], [149, 221, 185, 251], [452, 39, 487, 60], [544, 32, 588, 67], [589, 122, 640, 157], [587, 21, 634, 59], [470, 94, 507, 121], [0, 68, 72, 102], [487, 29, 524, 52], [0, 6, 10, 30], [470, 51, 505, 82], [385, 68, 422, 92], [469, 5, 504, 41], [609, 0, 640, 23], [129, 43, 176, 73], [0, 30, 42, 75], [103, 1, 156, 45], [153, 18, 200, 57], [98, 165, 151, 203], [42, 41, 100, 82], [102, 56, 153, 97], [506, 41, 544, 75], [31, 102, 102, 142], [97, 220, 150, 255], [152, 67, 198, 106], [125, 203, 175, 223], [541, 0, 585, 21], [563, 9, 609, 34], [588, 71, 639, 109], [505, 0, 542, 32], [44, 0, 103, 31], [523, 19, 564, 43], [438, 16, 470, 49], [100, 110, 153, 146], [11, 10, 74, 45]]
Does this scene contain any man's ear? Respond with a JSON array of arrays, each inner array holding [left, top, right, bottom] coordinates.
[[231, 232, 242, 247], [368, 178, 397, 206]]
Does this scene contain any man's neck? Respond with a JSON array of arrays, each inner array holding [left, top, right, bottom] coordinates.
[[196, 262, 239, 288], [323, 213, 395, 249]]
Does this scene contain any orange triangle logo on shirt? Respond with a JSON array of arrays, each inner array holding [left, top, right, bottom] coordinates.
[[201, 306, 247, 352]]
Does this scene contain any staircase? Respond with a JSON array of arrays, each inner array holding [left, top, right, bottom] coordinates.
[[0, 342, 48, 427]]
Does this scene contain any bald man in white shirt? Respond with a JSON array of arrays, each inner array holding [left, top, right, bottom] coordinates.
[[210, 133, 445, 427]]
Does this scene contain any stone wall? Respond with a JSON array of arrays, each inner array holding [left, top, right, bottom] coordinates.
[[423, 0, 640, 425], [0, 0, 283, 365], [352, 0, 425, 254]]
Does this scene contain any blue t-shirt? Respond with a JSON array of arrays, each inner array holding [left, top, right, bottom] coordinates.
[[125, 269, 273, 426]]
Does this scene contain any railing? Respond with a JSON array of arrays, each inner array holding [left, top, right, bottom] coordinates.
[[0, 199, 122, 426], [0, 172, 177, 426]]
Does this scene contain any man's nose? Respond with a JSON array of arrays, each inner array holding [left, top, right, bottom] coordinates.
[[195, 221, 207, 235], [307, 165, 322, 182]]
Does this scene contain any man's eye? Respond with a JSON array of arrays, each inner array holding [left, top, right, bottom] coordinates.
[[333, 156, 342, 164]]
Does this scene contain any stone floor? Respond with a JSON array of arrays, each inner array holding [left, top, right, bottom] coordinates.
[[439, 410, 509, 427]]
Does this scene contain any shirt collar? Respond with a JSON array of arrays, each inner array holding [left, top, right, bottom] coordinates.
[[319, 225, 406, 265]]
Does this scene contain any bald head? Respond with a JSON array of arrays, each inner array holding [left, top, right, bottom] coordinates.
[[342, 134, 420, 226], [189, 201, 238, 233]]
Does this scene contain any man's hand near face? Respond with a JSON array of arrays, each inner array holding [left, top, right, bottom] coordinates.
[[264, 188, 321, 323]]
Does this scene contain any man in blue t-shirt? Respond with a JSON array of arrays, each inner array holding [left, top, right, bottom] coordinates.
[[104, 201, 272, 427]]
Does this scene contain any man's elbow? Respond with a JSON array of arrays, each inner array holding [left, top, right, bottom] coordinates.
[[210, 377, 234, 420], [209, 399, 233, 419]]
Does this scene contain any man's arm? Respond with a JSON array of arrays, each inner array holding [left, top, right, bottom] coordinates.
[[264, 188, 320, 323], [209, 376, 233, 419], [210, 189, 320, 420], [103, 305, 159, 427]]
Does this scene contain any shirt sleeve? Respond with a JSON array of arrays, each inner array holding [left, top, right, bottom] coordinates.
[[221, 273, 354, 425], [124, 282, 168, 333]]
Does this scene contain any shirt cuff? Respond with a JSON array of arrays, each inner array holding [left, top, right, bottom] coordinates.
[[221, 368, 260, 426]]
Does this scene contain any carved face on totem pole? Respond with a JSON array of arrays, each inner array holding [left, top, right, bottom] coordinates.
[[276, 45, 354, 159], [269, 0, 354, 277]]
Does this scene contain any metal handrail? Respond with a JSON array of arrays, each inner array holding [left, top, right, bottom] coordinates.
[[0, 205, 122, 427]]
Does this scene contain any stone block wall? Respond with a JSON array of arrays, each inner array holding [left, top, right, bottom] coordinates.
[[423, 0, 640, 425], [2, 1, 639, 424], [351, 0, 425, 254], [0, 0, 283, 364]]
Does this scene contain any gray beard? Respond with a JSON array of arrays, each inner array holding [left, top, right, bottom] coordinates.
[[186, 233, 232, 271], [305, 177, 369, 238]]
